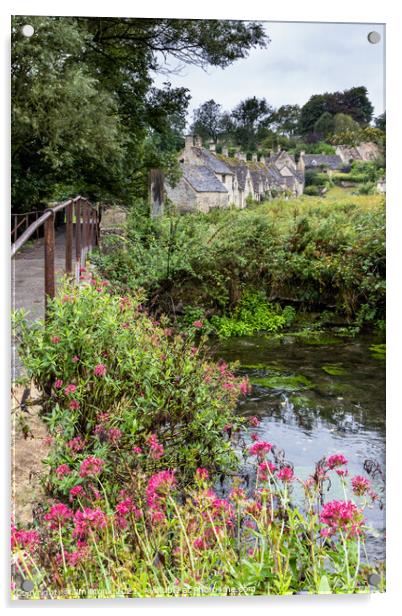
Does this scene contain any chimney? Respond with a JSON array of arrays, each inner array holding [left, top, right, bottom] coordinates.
[[222, 145, 229, 157], [260, 155, 266, 165], [193, 135, 202, 147], [209, 141, 216, 152], [235, 151, 247, 162], [296, 151, 305, 173], [252, 153, 258, 162]]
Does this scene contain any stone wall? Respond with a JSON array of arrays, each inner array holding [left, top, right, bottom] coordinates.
[[165, 177, 197, 212]]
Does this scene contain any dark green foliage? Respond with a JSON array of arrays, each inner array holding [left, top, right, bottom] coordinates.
[[93, 196, 385, 330]]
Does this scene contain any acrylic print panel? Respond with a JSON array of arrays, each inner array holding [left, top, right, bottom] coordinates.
[[11, 16, 385, 599]]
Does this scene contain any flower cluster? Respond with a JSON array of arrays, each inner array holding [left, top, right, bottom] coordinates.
[[79, 456, 104, 478], [320, 500, 364, 537], [146, 433, 164, 460], [146, 470, 177, 520], [249, 441, 272, 458]]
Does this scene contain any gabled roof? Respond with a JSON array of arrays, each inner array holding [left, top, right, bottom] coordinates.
[[224, 161, 250, 190], [183, 165, 228, 193], [303, 154, 343, 170], [192, 147, 234, 175]]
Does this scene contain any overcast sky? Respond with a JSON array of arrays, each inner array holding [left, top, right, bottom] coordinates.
[[152, 21, 385, 126]]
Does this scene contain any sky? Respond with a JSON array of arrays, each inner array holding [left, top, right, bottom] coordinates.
[[152, 21, 385, 126]]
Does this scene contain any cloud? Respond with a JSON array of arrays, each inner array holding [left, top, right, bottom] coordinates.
[[151, 21, 385, 122]]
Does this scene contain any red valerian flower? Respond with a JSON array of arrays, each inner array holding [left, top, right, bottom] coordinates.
[[192, 320, 203, 329], [146, 433, 164, 459], [195, 468, 209, 481], [146, 470, 177, 511], [11, 525, 40, 551], [44, 503, 73, 529], [319, 500, 364, 537], [67, 436, 85, 452], [277, 466, 294, 482], [73, 507, 107, 538], [54, 379, 63, 389], [249, 416, 260, 427], [351, 475, 371, 496], [79, 456, 104, 478], [326, 454, 348, 469], [249, 441, 273, 458], [55, 464, 71, 479], [69, 400, 80, 410], [64, 384, 77, 395], [69, 485, 84, 500], [51, 336, 60, 344], [94, 363, 107, 377], [258, 460, 276, 481]]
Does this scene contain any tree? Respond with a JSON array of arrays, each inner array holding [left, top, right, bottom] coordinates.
[[375, 112, 386, 132], [231, 97, 274, 150], [270, 104, 301, 137], [333, 113, 361, 134], [299, 87, 374, 137], [314, 112, 335, 138], [12, 16, 269, 210], [190, 100, 224, 143]]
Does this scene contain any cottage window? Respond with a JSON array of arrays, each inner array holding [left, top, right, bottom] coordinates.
[[222, 174, 226, 183]]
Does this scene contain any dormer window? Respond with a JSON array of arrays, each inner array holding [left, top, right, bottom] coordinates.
[[222, 174, 226, 183]]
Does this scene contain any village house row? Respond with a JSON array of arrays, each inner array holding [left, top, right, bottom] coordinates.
[[164, 135, 382, 212]]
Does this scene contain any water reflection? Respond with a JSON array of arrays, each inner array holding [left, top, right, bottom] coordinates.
[[213, 333, 386, 561]]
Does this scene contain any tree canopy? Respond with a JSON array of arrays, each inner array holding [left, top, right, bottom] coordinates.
[[12, 16, 269, 211]]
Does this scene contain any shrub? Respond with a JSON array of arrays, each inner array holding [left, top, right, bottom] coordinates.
[[211, 291, 295, 338], [12, 275, 249, 488]]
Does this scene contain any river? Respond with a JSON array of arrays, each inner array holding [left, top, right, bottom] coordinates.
[[213, 331, 386, 563]]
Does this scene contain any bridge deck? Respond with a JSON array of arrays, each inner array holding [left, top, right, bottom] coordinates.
[[12, 226, 68, 378]]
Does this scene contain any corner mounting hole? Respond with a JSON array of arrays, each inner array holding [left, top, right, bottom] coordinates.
[[367, 31, 381, 44], [21, 24, 35, 38]]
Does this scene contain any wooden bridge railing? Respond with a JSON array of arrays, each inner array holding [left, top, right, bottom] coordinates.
[[11, 196, 100, 312]]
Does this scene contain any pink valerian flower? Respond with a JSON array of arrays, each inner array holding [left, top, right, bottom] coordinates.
[[94, 363, 107, 377], [336, 469, 349, 478], [66, 546, 89, 566], [251, 432, 259, 442], [44, 503, 73, 529], [67, 436, 85, 452], [258, 460, 276, 481], [210, 498, 234, 526], [115, 498, 141, 529], [249, 416, 260, 427], [69, 400, 80, 410], [11, 525, 40, 551], [351, 475, 371, 496], [132, 446, 143, 455], [249, 441, 273, 458], [326, 454, 348, 470], [218, 362, 228, 375], [55, 464, 71, 479], [69, 485, 84, 500], [108, 428, 122, 444], [192, 320, 203, 329], [146, 470, 177, 511], [54, 379, 63, 389], [79, 267, 86, 273], [72, 355, 80, 363], [277, 467, 294, 482], [195, 468, 209, 481], [51, 336, 60, 344], [146, 433, 164, 460], [164, 328, 173, 337], [79, 456, 104, 478], [97, 412, 110, 423], [193, 537, 206, 550], [121, 322, 130, 329], [73, 507, 107, 539], [222, 382, 234, 390], [43, 435, 54, 447], [319, 500, 364, 537], [149, 509, 166, 524], [64, 384, 77, 395], [239, 378, 250, 396]]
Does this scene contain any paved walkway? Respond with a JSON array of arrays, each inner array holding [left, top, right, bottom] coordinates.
[[11, 227, 67, 378]]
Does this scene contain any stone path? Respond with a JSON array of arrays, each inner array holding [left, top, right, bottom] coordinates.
[[11, 226, 67, 379]]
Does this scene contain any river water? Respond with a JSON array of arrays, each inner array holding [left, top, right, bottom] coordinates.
[[213, 332, 386, 562]]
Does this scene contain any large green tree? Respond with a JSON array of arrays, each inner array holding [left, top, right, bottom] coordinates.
[[231, 96, 274, 151], [12, 16, 268, 211], [190, 100, 224, 144]]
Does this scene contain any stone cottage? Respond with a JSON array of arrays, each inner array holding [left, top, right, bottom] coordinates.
[[165, 136, 305, 213]]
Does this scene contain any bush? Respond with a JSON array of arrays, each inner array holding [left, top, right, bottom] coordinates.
[[13, 275, 249, 489], [304, 185, 320, 196], [211, 291, 295, 338]]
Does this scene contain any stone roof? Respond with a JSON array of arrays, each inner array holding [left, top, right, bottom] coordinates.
[[192, 147, 234, 175], [223, 160, 249, 190], [303, 154, 343, 170], [183, 164, 228, 193]]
